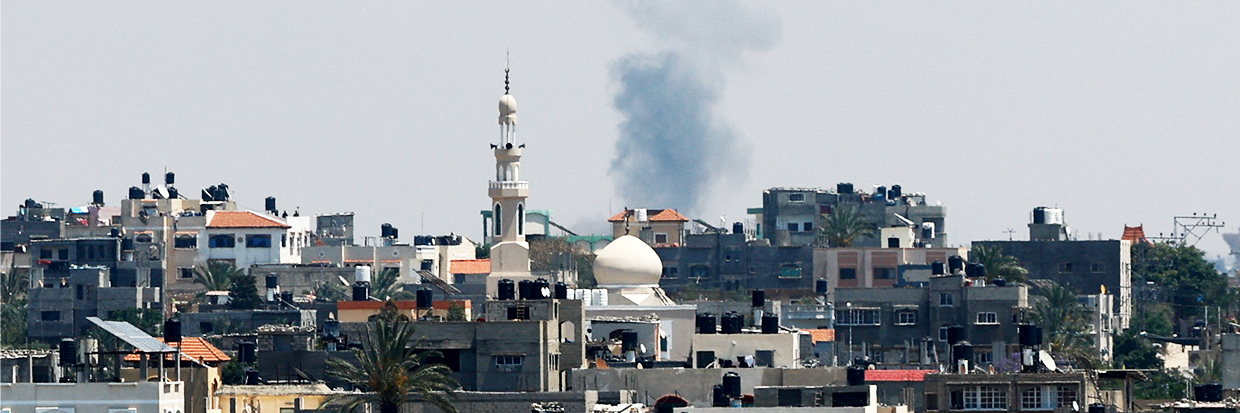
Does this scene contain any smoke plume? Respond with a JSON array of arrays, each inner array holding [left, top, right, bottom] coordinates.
[[610, 1, 780, 215]]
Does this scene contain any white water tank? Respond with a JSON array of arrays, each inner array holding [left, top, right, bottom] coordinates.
[[355, 266, 371, 283]]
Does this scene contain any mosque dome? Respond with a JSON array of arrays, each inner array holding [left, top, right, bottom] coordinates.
[[593, 235, 662, 286]]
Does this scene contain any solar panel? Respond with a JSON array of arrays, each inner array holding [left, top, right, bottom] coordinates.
[[86, 317, 176, 353]]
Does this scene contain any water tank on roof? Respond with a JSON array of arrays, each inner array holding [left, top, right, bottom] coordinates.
[[128, 187, 144, 200], [554, 282, 568, 300], [761, 314, 780, 334], [846, 366, 866, 385], [497, 279, 515, 300], [59, 339, 77, 366], [92, 190, 105, 206], [142, 172, 151, 185], [890, 185, 902, 198], [876, 186, 887, 200], [952, 342, 975, 364], [947, 325, 966, 345], [352, 284, 369, 302], [751, 290, 765, 308], [266, 273, 278, 289], [697, 313, 717, 334], [238, 342, 257, 364], [1033, 207, 1064, 225], [948, 256, 965, 274], [620, 330, 639, 352], [720, 312, 744, 334], [280, 291, 293, 304], [635, 209, 648, 222], [816, 279, 828, 295], [265, 197, 277, 213], [932, 261, 946, 275], [722, 372, 742, 398], [533, 278, 551, 299], [1018, 324, 1043, 346], [416, 289, 433, 309], [837, 183, 854, 194], [517, 280, 534, 300], [355, 266, 371, 283], [414, 236, 434, 246], [712, 385, 728, 407], [732, 222, 744, 234], [165, 172, 175, 185]]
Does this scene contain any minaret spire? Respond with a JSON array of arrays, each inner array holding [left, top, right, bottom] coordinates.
[[504, 52, 511, 95]]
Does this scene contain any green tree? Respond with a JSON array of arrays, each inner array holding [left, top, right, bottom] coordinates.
[[1, 269, 29, 348], [326, 302, 460, 413], [969, 245, 1028, 284], [314, 280, 348, 302], [817, 206, 876, 247], [1031, 282, 1099, 368], [1112, 329, 1160, 369], [1134, 243, 1236, 320], [228, 274, 263, 310], [1135, 369, 1190, 400], [446, 302, 466, 322], [195, 261, 244, 291], [220, 360, 245, 385], [371, 268, 414, 301], [107, 308, 164, 337]]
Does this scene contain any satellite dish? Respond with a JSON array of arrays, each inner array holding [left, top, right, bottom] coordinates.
[[1038, 350, 1058, 372], [639, 344, 647, 354], [1072, 401, 1080, 412], [541, 287, 551, 298]]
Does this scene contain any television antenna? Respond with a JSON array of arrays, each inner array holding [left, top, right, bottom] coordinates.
[[1003, 228, 1016, 241]]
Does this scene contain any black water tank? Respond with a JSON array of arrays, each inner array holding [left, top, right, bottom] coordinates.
[[877, 186, 887, 199], [245, 370, 260, 385], [1088, 404, 1106, 413], [380, 223, 394, 238], [92, 190, 105, 206], [846, 366, 866, 386], [722, 372, 742, 398], [265, 197, 276, 212], [414, 236, 433, 246], [712, 385, 729, 407], [752, 290, 765, 308], [761, 314, 780, 334], [517, 280, 534, 300], [948, 256, 965, 274], [890, 185, 902, 198], [816, 279, 829, 295], [416, 289, 433, 309], [167, 187, 178, 199], [59, 338, 77, 366], [947, 325, 966, 345], [968, 263, 986, 278], [165, 172, 175, 185], [993, 278, 1007, 286], [142, 172, 151, 185], [932, 261, 946, 275], [265, 273, 278, 289], [533, 278, 551, 299], [732, 222, 744, 234], [1197, 383, 1223, 402], [352, 284, 369, 301], [952, 342, 975, 363], [1019, 324, 1043, 346], [837, 182, 854, 194], [238, 342, 257, 364], [280, 291, 293, 304], [620, 330, 639, 352], [128, 187, 144, 199], [721, 312, 744, 334], [497, 279, 515, 300], [554, 282, 568, 300], [1033, 207, 1048, 224], [697, 313, 717, 334], [164, 319, 182, 343], [110, 227, 121, 238]]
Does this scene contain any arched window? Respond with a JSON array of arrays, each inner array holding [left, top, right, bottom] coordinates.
[[494, 204, 502, 236], [518, 204, 525, 235], [497, 165, 503, 181]]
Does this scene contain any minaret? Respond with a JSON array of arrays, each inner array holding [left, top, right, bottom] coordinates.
[[488, 68, 530, 274]]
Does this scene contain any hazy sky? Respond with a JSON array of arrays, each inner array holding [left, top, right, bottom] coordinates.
[[4, 2, 1238, 260]]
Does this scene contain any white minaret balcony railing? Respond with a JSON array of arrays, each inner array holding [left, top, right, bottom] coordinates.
[[489, 181, 529, 190]]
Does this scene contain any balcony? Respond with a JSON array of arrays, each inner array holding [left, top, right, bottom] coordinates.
[[488, 181, 529, 198], [489, 181, 529, 190]]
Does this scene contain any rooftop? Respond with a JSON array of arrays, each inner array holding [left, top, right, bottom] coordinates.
[[608, 208, 690, 223], [207, 211, 291, 229], [123, 337, 230, 364], [450, 259, 491, 274]]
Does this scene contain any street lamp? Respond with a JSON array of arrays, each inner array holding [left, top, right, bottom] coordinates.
[[846, 301, 853, 365]]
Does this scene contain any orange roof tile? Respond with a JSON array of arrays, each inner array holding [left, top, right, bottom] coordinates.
[[864, 369, 936, 382], [804, 329, 835, 343], [207, 211, 291, 229], [450, 259, 490, 274], [607, 209, 690, 223], [123, 337, 230, 364], [1122, 225, 1147, 244]]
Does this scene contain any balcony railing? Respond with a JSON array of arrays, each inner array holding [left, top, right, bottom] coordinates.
[[489, 181, 529, 190]]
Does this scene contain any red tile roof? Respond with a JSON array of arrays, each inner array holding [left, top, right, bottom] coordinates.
[[1121, 225, 1147, 244], [804, 329, 835, 343], [607, 209, 690, 223], [864, 369, 936, 382], [207, 211, 291, 229], [123, 337, 231, 364], [450, 259, 490, 274]]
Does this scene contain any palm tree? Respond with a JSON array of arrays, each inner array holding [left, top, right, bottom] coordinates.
[[194, 261, 244, 291], [1031, 282, 1098, 368], [370, 267, 414, 301], [326, 302, 459, 413], [817, 206, 876, 247], [1, 270, 29, 348], [969, 245, 1029, 283]]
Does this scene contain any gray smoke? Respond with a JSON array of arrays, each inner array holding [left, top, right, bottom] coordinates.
[[609, 1, 780, 215]]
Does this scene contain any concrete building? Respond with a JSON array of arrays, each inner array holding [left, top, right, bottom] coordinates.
[[215, 383, 345, 413], [691, 332, 806, 368], [608, 208, 690, 247], [832, 274, 1031, 368], [751, 185, 947, 248], [815, 247, 970, 292], [0, 381, 185, 413], [27, 266, 160, 342], [922, 372, 1108, 413], [655, 231, 816, 299], [973, 207, 1132, 329], [300, 234, 477, 286]]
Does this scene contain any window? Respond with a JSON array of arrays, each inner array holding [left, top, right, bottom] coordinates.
[[1056, 386, 1077, 408], [178, 268, 195, 279], [874, 268, 896, 279], [953, 386, 1007, 410], [200, 322, 214, 333], [135, 233, 153, 243], [58, 248, 69, 260], [895, 310, 917, 325], [40, 249, 52, 259], [835, 308, 881, 326], [1021, 386, 1077, 410], [803, 222, 814, 232], [1091, 263, 1105, 273], [788, 193, 805, 202], [788, 223, 799, 232], [661, 267, 679, 279], [654, 233, 668, 244], [940, 293, 955, 307], [779, 264, 802, 278], [174, 235, 197, 249], [839, 268, 857, 280], [976, 351, 993, 365], [494, 204, 502, 236], [41, 311, 61, 321], [939, 326, 950, 341], [690, 265, 709, 279], [209, 234, 236, 248], [494, 355, 524, 367], [518, 204, 525, 235], [975, 312, 998, 325], [1021, 386, 1042, 410], [1057, 262, 1073, 273], [245, 234, 272, 248]]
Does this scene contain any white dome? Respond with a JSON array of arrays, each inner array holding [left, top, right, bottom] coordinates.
[[593, 235, 662, 286], [499, 94, 517, 116]]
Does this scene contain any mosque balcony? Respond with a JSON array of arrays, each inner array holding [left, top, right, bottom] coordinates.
[[489, 181, 529, 197]]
